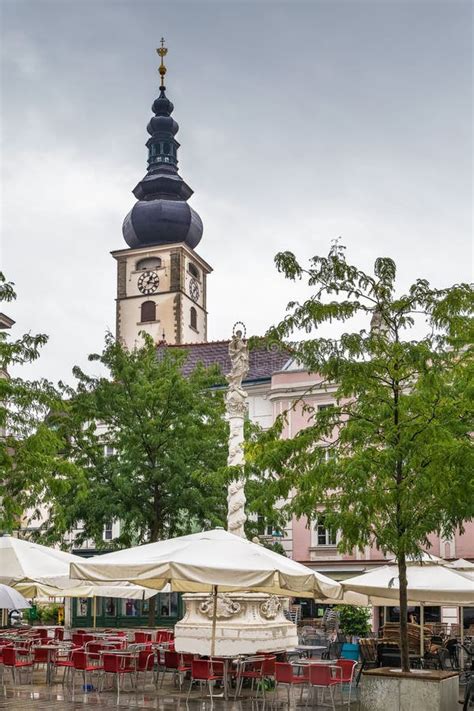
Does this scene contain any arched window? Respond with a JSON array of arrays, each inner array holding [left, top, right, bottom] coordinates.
[[140, 301, 156, 323], [190, 307, 197, 330], [136, 257, 162, 271], [188, 262, 200, 279]]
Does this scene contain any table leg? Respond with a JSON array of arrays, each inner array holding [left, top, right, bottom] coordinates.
[[46, 654, 52, 685], [224, 659, 228, 700]]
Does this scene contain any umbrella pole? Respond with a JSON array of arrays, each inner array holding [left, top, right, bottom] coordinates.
[[420, 603, 424, 658], [92, 597, 97, 629], [210, 585, 218, 658], [460, 606, 464, 671]]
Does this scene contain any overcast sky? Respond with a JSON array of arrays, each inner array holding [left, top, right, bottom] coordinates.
[[1, 0, 472, 384]]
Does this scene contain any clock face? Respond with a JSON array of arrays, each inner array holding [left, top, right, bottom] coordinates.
[[138, 270, 160, 295], [189, 278, 200, 302]]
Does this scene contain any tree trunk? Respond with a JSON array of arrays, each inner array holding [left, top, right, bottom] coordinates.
[[398, 552, 410, 672], [147, 593, 157, 628], [147, 514, 161, 627]]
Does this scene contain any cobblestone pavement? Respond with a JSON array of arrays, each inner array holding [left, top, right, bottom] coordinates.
[[0, 671, 362, 710]]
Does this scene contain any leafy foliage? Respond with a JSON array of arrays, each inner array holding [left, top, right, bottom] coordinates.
[[337, 604, 372, 638], [41, 333, 229, 548], [0, 273, 72, 533], [248, 243, 473, 670]]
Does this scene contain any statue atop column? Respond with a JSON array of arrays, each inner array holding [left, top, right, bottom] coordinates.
[[226, 324, 248, 538]]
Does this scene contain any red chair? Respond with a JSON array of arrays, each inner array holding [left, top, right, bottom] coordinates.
[[159, 650, 181, 688], [186, 658, 224, 701], [262, 655, 276, 692], [54, 628, 64, 641], [156, 629, 174, 644], [235, 656, 266, 699], [53, 647, 75, 685], [85, 641, 105, 664], [33, 644, 56, 667], [274, 662, 309, 704], [71, 649, 103, 690], [99, 652, 136, 696], [306, 663, 342, 711], [136, 648, 156, 689], [134, 631, 153, 644], [334, 658, 357, 709], [2, 646, 33, 684]]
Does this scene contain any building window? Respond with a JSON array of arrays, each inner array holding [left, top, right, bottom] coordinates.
[[159, 592, 178, 617], [123, 599, 139, 617], [140, 301, 156, 323], [104, 445, 114, 457], [105, 598, 116, 617], [104, 522, 113, 541], [188, 262, 200, 279], [136, 257, 161, 271], [77, 598, 88, 617], [315, 515, 337, 546], [190, 307, 197, 330]]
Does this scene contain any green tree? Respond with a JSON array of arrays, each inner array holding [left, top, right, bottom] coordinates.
[[42, 333, 229, 623], [249, 243, 473, 672], [0, 273, 70, 532]]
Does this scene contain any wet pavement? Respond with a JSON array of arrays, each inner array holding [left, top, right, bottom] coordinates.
[[0, 670, 362, 710]]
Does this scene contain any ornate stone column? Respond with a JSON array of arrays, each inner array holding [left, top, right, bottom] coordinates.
[[174, 324, 298, 656], [225, 325, 249, 538]]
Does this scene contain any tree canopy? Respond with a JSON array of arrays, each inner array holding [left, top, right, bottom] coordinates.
[[0, 273, 69, 533], [248, 243, 473, 671], [42, 333, 229, 549]]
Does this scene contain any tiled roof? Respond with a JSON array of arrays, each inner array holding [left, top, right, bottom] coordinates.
[[164, 340, 290, 383]]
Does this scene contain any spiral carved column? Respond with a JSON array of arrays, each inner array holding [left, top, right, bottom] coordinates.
[[225, 326, 249, 538]]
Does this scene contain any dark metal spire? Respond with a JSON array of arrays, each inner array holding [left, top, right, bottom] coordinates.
[[122, 42, 203, 249]]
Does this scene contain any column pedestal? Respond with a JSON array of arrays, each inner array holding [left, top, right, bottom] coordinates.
[[174, 592, 298, 656]]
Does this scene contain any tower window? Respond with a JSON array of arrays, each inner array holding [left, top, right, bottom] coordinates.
[[136, 257, 161, 271], [188, 262, 200, 279], [190, 307, 197, 330], [140, 301, 156, 323]]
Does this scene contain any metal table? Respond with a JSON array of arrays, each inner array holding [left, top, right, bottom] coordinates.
[[296, 644, 327, 658], [35, 644, 62, 685]]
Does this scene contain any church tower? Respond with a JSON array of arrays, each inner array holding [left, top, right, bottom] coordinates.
[[112, 41, 211, 348]]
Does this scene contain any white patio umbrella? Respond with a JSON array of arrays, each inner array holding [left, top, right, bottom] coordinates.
[[342, 561, 474, 657], [70, 528, 342, 654], [14, 580, 159, 600], [0, 533, 80, 588], [15, 580, 158, 628], [69, 528, 341, 598], [0, 583, 30, 610], [0, 533, 158, 627], [447, 558, 474, 580], [342, 563, 474, 605]]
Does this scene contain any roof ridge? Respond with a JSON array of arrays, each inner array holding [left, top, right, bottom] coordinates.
[[171, 340, 231, 347]]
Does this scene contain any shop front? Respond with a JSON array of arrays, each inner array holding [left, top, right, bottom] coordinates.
[[71, 591, 182, 628]]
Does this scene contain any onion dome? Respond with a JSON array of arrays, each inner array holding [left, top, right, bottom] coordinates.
[[122, 42, 203, 250]]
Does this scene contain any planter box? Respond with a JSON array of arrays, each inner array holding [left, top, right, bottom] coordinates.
[[361, 667, 459, 711], [341, 642, 359, 661]]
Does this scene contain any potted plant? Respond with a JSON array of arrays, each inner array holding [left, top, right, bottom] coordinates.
[[338, 605, 372, 660]]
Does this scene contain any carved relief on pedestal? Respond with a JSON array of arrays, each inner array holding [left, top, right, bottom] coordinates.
[[199, 593, 242, 619], [260, 595, 282, 620]]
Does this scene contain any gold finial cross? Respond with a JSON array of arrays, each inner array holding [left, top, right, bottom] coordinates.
[[156, 37, 168, 87]]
